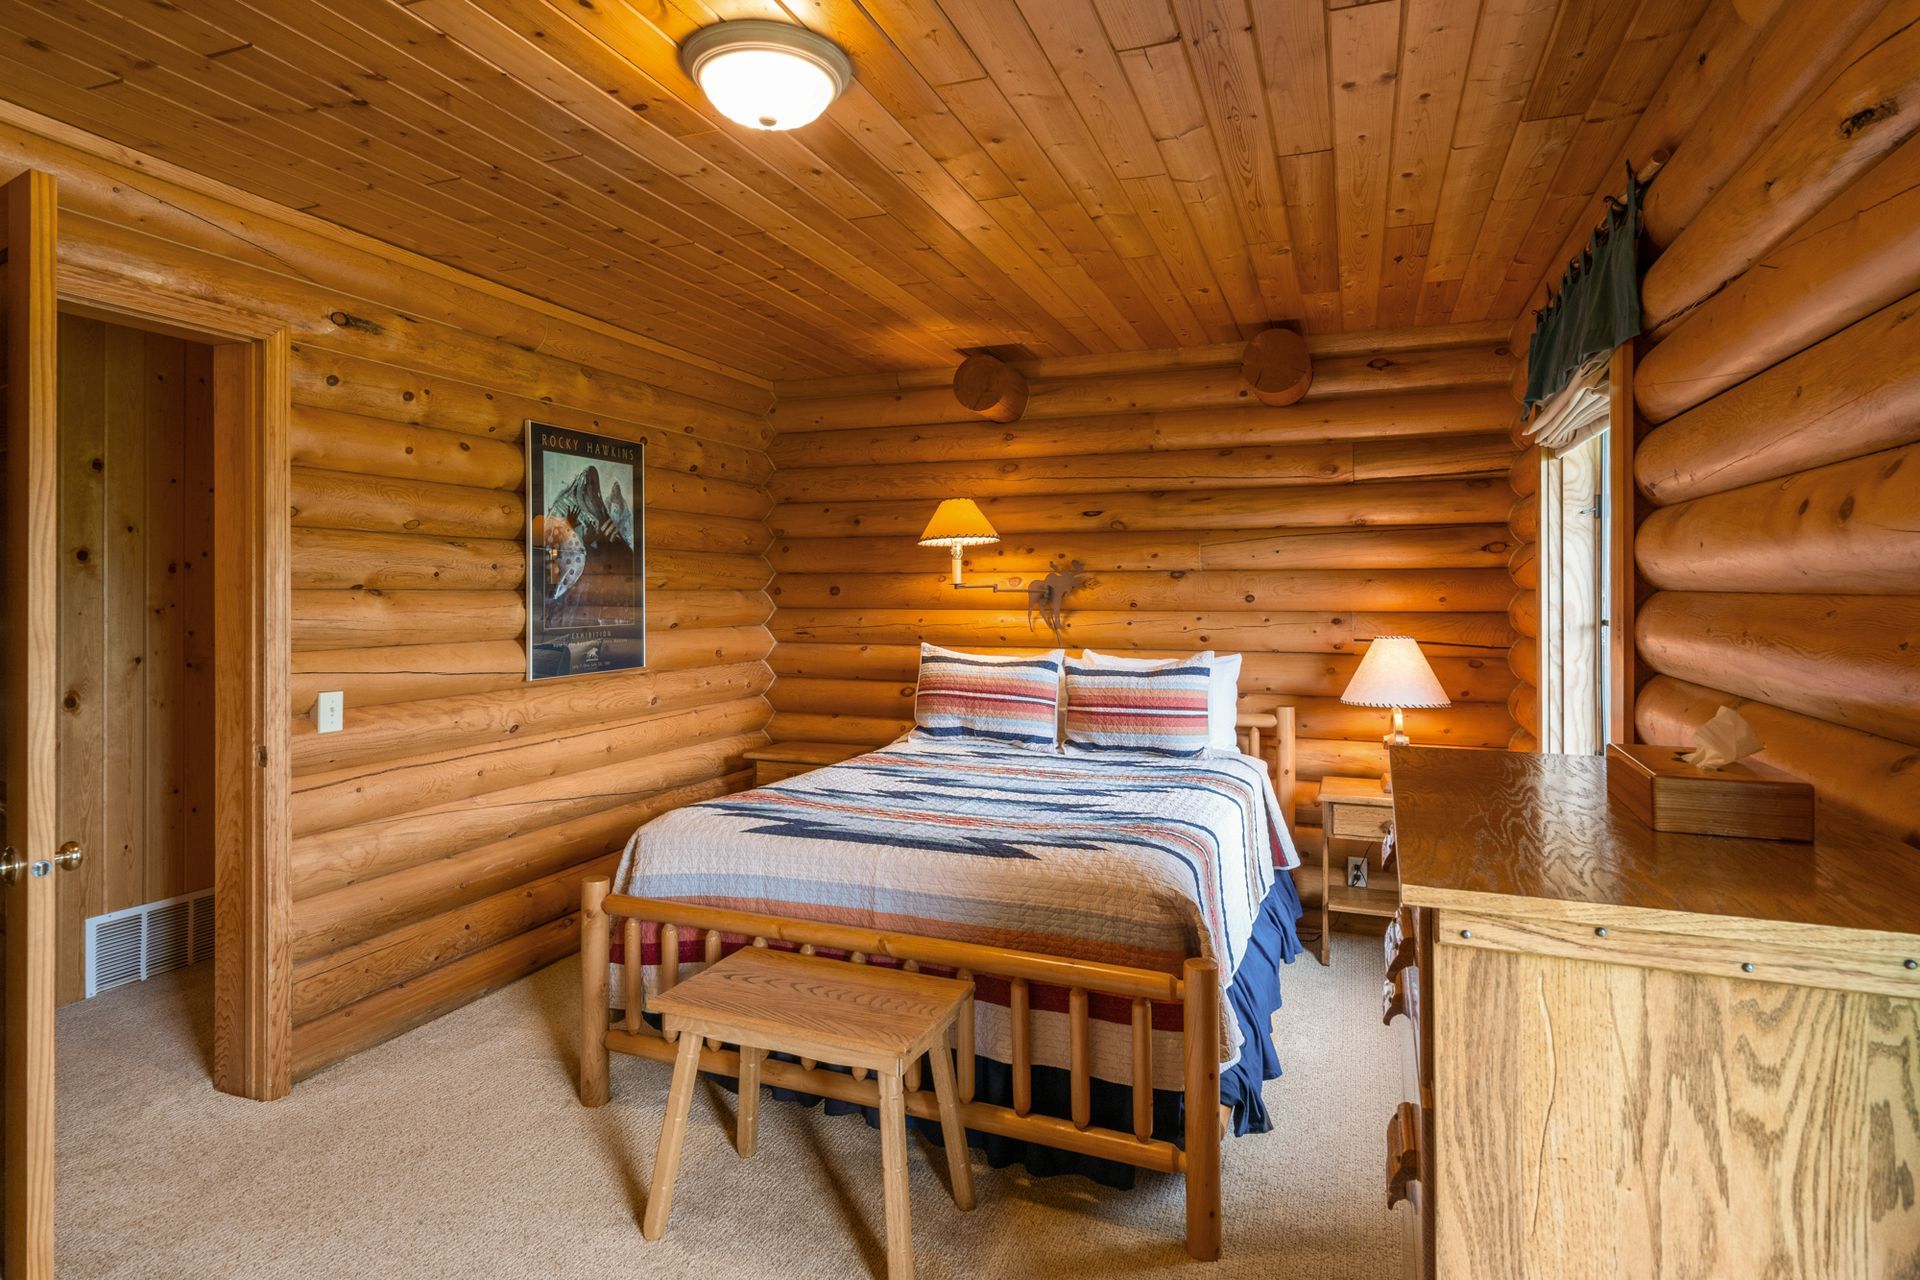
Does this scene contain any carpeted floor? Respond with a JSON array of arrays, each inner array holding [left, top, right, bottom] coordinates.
[[56, 934, 1406, 1279]]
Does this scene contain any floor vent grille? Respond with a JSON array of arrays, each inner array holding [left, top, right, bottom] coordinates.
[[85, 890, 214, 998]]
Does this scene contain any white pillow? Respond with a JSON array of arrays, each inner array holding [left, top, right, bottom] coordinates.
[[1205, 653, 1243, 751], [1079, 649, 1242, 751]]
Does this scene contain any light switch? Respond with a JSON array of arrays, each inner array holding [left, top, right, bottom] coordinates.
[[313, 690, 345, 734]]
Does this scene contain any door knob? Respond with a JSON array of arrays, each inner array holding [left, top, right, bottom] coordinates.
[[54, 841, 83, 871], [0, 846, 20, 884]]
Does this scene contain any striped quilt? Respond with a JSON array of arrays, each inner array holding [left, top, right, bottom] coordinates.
[[610, 740, 1299, 1093]]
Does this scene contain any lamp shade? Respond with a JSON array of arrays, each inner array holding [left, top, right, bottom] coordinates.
[[918, 498, 1000, 547], [1340, 636, 1450, 709]]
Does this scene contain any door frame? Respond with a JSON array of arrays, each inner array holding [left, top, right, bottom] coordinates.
[[60, 273, 293, 1102], [6, 164, 61, 1280]]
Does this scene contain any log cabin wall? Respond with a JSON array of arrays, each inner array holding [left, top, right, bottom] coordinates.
[[1524, 2, 1920, 845], [0, 113, 778, 1077], [54, 316, 216, 1004], [763, 327, 1524, 859]]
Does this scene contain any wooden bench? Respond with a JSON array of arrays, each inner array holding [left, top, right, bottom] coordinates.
[[641, 946, 976, 1278]]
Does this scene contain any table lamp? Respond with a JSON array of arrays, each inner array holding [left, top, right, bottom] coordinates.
[[1340, 636, 1451, 793], [918, 498, 1000, 586]]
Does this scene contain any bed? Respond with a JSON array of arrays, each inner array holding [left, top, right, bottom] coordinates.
[[578, 708, 1301, 1261]]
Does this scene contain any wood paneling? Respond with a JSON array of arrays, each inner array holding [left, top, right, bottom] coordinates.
[[0, 2, 1707, 379], [0, 112, 772, 1077], [52, 316, 216, 1004], [767, 333, 1521, 833]]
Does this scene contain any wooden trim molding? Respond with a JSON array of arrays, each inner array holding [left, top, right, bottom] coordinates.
[[1435, 908, 1920, 1001], [5, 165, 60, 1280], [210, 335, 294, 1101], [1607, 341, 1641, 745]]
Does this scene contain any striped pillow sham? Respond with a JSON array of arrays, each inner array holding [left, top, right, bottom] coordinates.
[[1078, 648, 1242, 751], [912, 644, 1064, 750], [1063, 658, 1212, 757]]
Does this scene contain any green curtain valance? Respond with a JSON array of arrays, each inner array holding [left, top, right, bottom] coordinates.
[[1524, 167, 1647, 411]]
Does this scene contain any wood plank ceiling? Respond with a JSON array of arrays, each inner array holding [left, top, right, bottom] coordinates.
[[0, 0, 1703, 382]]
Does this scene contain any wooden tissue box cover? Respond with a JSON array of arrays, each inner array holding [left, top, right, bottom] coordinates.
[[1605, 744, 1815, 842]]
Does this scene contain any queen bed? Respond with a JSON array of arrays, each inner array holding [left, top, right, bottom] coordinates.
[[578, 680, 1301, 1262]]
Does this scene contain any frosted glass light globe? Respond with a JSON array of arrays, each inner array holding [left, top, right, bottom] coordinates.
[[681, 22, 851, 133], [698, 48, 838, 131]]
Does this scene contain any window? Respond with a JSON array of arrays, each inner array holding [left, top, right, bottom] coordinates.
[[1528, 356, 1612, 756]]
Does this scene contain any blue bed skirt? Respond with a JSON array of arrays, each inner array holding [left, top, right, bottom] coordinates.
[[744, 873, 1307, 1189]]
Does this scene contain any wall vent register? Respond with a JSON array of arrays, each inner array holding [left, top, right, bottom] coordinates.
[[84, 889, 215, 998]]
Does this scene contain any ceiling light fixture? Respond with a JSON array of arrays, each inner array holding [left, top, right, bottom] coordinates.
[[680, 20, 852, 132]]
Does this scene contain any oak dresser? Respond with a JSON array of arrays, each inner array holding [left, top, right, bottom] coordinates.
[[1385, 745, 1920, 1278]]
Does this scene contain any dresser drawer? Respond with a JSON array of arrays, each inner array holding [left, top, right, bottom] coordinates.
[[1331, 804, 1392, 841], [753, 761, 816, 786]]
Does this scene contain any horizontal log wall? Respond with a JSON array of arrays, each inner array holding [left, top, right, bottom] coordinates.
[[1615, 18, 1920, 847], [767, 329, 1523, 857], [0, 118, 775, 1077], [279, 334, 771, 1079]]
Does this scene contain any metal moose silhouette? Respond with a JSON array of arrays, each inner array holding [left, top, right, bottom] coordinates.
[[1026, 560, 1085, 641]]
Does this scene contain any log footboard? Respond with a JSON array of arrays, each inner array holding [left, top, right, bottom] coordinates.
[[579, 879, 1225, 1261]]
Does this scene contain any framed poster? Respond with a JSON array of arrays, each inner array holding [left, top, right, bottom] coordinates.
[[526, 422, 645, 680]]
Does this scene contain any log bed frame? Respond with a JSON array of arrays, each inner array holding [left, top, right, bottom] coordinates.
[[579, 707, 1297, 1262]]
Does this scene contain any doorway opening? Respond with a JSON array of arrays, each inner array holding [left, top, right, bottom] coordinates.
[[52, 313, 218, 1063], [43, 289, 291, 1102]]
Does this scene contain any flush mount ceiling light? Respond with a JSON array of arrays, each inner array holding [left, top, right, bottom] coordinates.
[[680, 20, 852, 132]]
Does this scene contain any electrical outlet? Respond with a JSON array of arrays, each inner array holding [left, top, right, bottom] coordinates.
[[1346, 855, 1368, 890], [313, 690, 345, 734]]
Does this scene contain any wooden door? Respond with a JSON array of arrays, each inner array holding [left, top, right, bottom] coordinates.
[[3, 168, 61, 1279]]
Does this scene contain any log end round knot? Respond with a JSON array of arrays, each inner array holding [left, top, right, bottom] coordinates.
[[953, 353, 1029, 423], [1239, 329, 1312, 406]]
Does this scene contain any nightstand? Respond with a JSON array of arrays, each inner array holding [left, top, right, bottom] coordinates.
[[741, 741, 867, 787], [1308, 775, 1399, 965]]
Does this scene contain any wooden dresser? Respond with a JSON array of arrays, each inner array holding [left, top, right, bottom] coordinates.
[[1385, 746, 1920, 1278]]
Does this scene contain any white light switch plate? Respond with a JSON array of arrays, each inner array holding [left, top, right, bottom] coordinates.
[[313, 690, 345, 734]]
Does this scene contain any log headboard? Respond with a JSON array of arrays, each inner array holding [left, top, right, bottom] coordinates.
[[1236, 707, 1298, 839]]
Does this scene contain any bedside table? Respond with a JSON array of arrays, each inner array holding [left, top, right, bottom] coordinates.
[[1309, 775, 1399, 965], [741, 741, 868, 787]]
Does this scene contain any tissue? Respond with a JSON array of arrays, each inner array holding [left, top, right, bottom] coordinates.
[[1681, 706, 1763, 770]]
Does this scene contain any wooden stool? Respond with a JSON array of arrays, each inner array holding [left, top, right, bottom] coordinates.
[[641, 947, 976, 1279]]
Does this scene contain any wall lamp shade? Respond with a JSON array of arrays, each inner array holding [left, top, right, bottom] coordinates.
[[681, 21, 852, 131], [1341, 637, 1450, 710], [920, 498, 998, 587], [918, 498, 1000, 548]]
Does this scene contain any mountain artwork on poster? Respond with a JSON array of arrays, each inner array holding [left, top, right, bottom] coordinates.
[[526, 421, 646, 680]]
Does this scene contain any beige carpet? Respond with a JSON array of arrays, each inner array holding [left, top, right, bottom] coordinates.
[[56, 934, 1406, 1279]]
